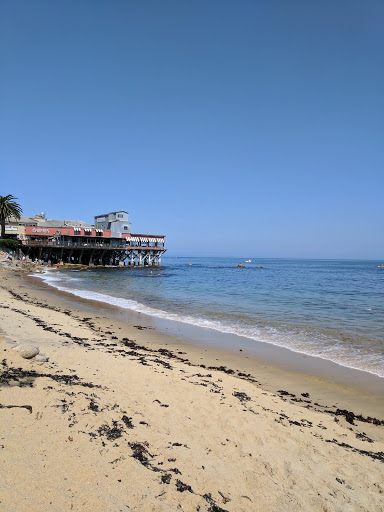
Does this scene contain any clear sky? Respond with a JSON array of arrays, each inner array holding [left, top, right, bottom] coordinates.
[[1, 0, 383, 258]]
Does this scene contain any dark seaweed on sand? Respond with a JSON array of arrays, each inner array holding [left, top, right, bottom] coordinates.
[[161, 473, 172, 484], [0, 361, 99, 389], [128, 441, 153, 464], [97, 421, 124, 441], [175, 479, 194, 493], [121, 415, 134, 429], [233, 391, 251, 403]]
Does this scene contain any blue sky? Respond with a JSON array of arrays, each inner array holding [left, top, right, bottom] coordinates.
[[1, 0, 383, 258]]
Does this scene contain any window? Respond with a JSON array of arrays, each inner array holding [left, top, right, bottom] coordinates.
[[123, 226, 128, 230], [118, 214, 123, 218]]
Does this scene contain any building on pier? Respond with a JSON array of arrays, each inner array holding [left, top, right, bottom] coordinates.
[[5, 212, 93, 239], [6, 210, 165, 266], [94, 210, 132, 237]]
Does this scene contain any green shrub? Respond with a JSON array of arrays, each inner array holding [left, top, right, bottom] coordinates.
[[0, 239, 19, 251]]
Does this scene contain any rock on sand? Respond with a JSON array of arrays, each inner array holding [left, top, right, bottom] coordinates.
[[13, 343, 40, 359], [34, 353, 49, 362]]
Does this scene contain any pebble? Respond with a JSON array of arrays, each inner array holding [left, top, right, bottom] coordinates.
[[13, 343, 40, 359], [34, 353, 49, 362]]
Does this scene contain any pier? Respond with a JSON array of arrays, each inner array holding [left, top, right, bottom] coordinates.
[[7, 210, 166, 267], [20, 235, 165, 266]]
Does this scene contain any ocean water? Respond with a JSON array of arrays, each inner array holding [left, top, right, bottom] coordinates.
[[35, 257, 384, 378]]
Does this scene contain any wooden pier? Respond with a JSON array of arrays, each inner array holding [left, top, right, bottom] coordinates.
[[20, 236, 166, 267]]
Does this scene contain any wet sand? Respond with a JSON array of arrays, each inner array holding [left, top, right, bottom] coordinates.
[[1, 265, 384, 511]]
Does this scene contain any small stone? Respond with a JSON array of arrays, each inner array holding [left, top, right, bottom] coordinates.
[[34, 353, 49, 362], [14, 344, 40, 359]]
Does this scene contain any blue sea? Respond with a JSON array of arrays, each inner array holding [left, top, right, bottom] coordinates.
[[36, 257, 384, 378]]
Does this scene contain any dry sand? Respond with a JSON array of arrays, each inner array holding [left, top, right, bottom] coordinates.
[[1, 264, 384, 512]]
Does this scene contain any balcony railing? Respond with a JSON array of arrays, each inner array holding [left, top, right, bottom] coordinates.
[[22, 240, 164, 250]]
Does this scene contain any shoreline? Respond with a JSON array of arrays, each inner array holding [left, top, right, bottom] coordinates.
[[1, 265, 384, 511], [27, 268, 384, 416], [31, 265, 384, 381]]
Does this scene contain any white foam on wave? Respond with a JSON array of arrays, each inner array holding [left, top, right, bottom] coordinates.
[[32, 270, 384, 378]]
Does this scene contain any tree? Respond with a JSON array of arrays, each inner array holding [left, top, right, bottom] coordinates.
[[0, 239, 19, 250], [0, 195, 23, 238]]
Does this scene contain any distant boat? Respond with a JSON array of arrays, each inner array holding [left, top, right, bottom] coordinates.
[[378, 265, 384, 268], [244, 259, 252, 263]]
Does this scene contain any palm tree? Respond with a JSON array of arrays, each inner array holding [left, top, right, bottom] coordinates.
[[0, 195, 23, 238]]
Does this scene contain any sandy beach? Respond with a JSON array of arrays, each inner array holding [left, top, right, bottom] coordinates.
[[1, 264, 384, 512]]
